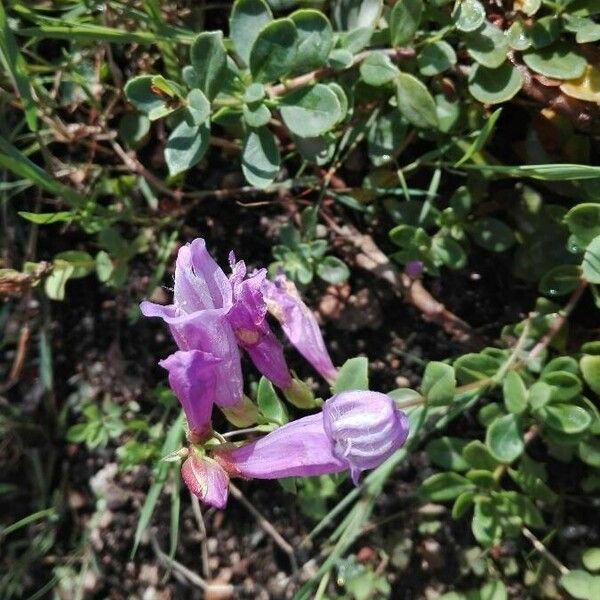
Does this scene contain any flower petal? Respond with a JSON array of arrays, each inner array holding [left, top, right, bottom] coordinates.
[[181, 455, 229, 508]]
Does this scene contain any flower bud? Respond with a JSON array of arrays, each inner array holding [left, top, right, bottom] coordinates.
[[181, 454, 229, 509]]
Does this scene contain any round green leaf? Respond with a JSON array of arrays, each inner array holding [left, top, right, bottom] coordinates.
[[579, 439, 600, 468], [250, 18, 298, 83], [279, 84, 342, 137], [462, 440, 500, 471], [190, 31, 227, 100], [426, 437, 470, 471], [419, 472, 474, 502], [528, 381, 552, 411], [395, 72, 439, 129], [530, 15, 560, 49], [186, 89, 210, 126], [541, 371, 583, 401], [290, 9, 333, 71], [539, 265, 581, 297], [164, 118, 209, 176], [503, 371, 528, 415], [118, 113, 150, 149], [560, 570, 600, 600], [523, 43, 587, 80], [257, 376, 288, 425], [580, 354, 600, 396], [542, 404, 592, 434], [583, 548, 600, 572], [468, 217, 515, 252], [583, 235, 600, 284], [360, 52, 399, 86], [124, 75, 164, 114], [468, 62, 523, 104], [327, 48, 353, 69], [389, 0, 423, 46], [453, 0, 485, 32], [565, 203, 600, 247], [518, 0, 541, 16], [230, 0, 273, 66], [333, 357, 369, 393], [316, 256, 350, 284], [332, 0, 382, 30], [294, 133, 336, 165], [431, 235, 467, 269], [421, 361, 456, 406], [244, 82, 266, 104], [367, 111, 408, 166], [241, 127, 280, 188], [507, 20, 532, 51], [243, 103, 271, 127], [417, 41, 457, 76], [486, 413, 524, 463], [465, 21, 509, 68]]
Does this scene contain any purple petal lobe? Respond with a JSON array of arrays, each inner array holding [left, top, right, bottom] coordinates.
[[322, 391, 410, 484], [227, 268, 291, 389], [214, 413, 346, 479], [263, 275, 338, 383], [181, 455, 229, 509], [174, 239, 232, 313], [159, 350, 219, 440]]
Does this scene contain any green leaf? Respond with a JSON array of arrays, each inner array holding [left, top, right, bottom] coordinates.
[[0, 3, 37, 131], [468, 61, 523, 105], [389, 0, 423, 46], [124, 75, 165, 114], [333, 357, 369, 393], [190, 31, 228, 100], [359, 52, 399, 86], [507, 19, 532, 51], [452, 491, 476, 519], [45, 262, 74, 301], [530, 15, 560, 49], [185, 89, 210, 126], [250, 18, 298, 83], [454, 353, 501, 384], [508, 456, 557, 503], [541, 371, 582, 401], [583, 548, 600, 572], [565, 203, 600, 247], [257, 377, 288, 425], [18, 211, 76, 224], [539, 265, 581, 297], [431, 235, 467, 269], [560, 570, 600, 600], [316, 256, 350, 284], [486, 414, 524, 463], [119, 113, 150, 149], [479, 580, 507, 600], [332, 0, 382, 30], [367, 111, 407, 166], [295, 133, 336, 165], [581, 354, 600, 395], [528, 381, 552, 411], [503, 371, 528, 415], [579, 439, 600, 467], [290, 9, 333, 71], [54, 251, 94, 279], [523, 43, 587, 80], [419, 472, 474, 502], [425, 437, 470, 471], [453, 0, 486, 32], [417, 41, 457, 76], [462, 440, 500, 471], [421, 361, 456, 406], [583, 235, 600, 284], [164, 118, 210, 176], [230, 0, 273, 66], [541, 404, 592, 434], [468, 217, 515, 252], [465, 22, 509, 69], [395, 72, 439, 129], [472, 498, 501, 547], [241, 127, 280, 188], [243, 103, 271, 127], [280, 84, 342, 137]]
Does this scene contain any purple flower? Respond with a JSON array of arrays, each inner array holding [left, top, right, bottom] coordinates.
[[227, 255, 291, 390], [181, 454, 229, 509], [214, 391, 409, 484], [159, 350, 219, 440], [141, 239, 292, 436], [141, 239, 243, 411], [263, 274, 338, 384]]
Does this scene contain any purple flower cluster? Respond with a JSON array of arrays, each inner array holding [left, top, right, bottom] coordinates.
[[142, 238, 409, 508]]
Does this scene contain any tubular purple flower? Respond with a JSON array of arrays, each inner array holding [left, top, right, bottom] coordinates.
[[140, 239, 243, 409], [213, 391, 409, 484], [262, 274, 338, 384], [159, 350, 219, 441], [181, 454, 229, 509], [226, 255, 292, 390]]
